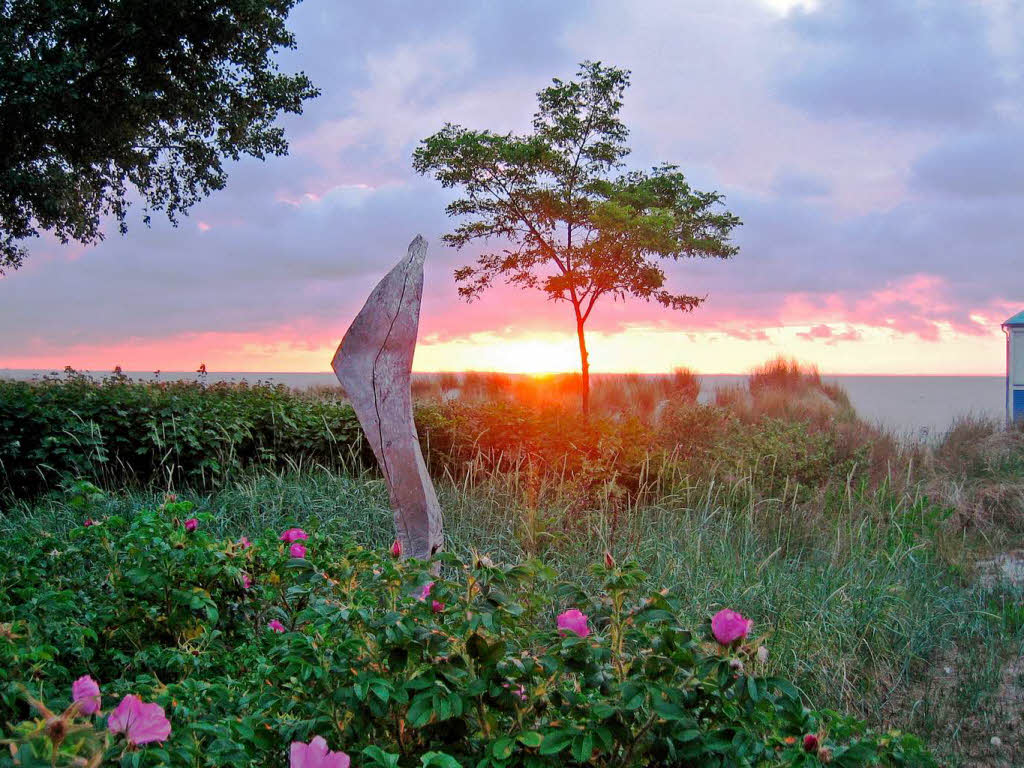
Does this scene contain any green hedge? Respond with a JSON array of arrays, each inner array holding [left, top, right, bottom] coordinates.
[[0, 373, 367, 496]]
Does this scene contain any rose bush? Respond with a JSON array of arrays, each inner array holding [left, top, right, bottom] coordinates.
[[0, 497, 935, 767]]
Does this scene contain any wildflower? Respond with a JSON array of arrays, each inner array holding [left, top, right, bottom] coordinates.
[[183, 518, 198, 533], [108, 694, 171, 746], [268, 619, 286, 633], [819, 746, 833, 764], [604, 551, 616, 569], [557, 609, 591, 638], [502, 683, 527, 702], [802, 734, 819, 754], [71, 675, 101, 715], [390, 539, 402, 558], [711, 608, 752, 646], [164, 493, 178, 504], [756, 645, 769, 664], [431, 600, 444, 613], [728, 658, 744, 673], [241, 573, 252, 590], [279, 528, 308, 543], [290, 735, 350, 768], [289, 542, 307, 559], [83, 519, 95, 527], [416, 582, 433, 601], [238, 536, 252, 549]]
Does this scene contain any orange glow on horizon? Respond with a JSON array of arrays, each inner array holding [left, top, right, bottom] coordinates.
[[1, 322, 1008, 376]]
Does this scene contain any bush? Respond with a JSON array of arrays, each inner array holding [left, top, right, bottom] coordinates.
[[0, 495, 935, 767], [0, 372, 367, 496]]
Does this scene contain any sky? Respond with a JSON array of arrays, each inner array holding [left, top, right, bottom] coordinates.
[[3, 0, 1023, 375]]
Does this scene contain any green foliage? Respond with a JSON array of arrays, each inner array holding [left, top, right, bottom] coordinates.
[[0, 0, 318, 272], [413, 61, 741, 411], [0, 372, 365, 496], [0, 493, 935, 766]]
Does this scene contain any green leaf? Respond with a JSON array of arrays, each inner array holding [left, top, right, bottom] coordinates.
[[516, 731, 543, 748], [539, 729, 575, 755], [492, 737, 514, 759]]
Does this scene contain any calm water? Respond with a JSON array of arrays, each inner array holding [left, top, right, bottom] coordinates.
[[1, 369, 1006, 439]]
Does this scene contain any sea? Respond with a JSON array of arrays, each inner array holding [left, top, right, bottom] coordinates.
[[0, 369, 1008, 441]]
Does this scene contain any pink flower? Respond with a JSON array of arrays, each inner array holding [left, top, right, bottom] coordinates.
[[416, 582, 433, 601], [290, 736, 350, 768], [711, 608, 752, 645], [238, 536, 252, 549], [289, 542, 307, 559], [241, 573, 252, 589], [502, 682, 527, 701], [71, 675, 101, 715], [803, 734, 819, 753], [279, 528, 308, 543], [431, 600, 444, 613], [183, 518, 198, 532], [107, 694, 171, 746], [268, 619, 286, 633], [390, 539, 402, 558], [83, 519, 95, 527], [557, 609, 590, 638]]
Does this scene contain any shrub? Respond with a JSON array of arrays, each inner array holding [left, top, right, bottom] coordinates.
[[0, 372, 366, 496], [0, 495, 935, 767]]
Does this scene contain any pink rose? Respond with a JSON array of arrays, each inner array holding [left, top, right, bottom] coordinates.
[[431, 600, 444, 613], [502, 682, 527, 701], [268, 619, 286, 633], [289, 542, 307, 559], [83, 519, 95, 527], [238, 536, 252, 549], [711, 608, 752, 645], [416, 582, 433, 601], [107, 694, 171, 746], [183, 518, 198, 532], [290, 735, 350, 768], [279, 528, 308, 543], [556, 608, 590, 638], [241, 573, 252, 589], [390, 539, 402, 558], [71, 675, 101, 715]]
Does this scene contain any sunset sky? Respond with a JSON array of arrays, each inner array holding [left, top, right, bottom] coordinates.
[[3, 0, 1022, 375]]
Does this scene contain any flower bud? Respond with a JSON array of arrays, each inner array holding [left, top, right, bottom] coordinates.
[[818, 746, 833, 764], [604, 551, 615, 569], [390, 539, 402, 558], [756, 645, 769, 664], [803, 734, 819, 753]]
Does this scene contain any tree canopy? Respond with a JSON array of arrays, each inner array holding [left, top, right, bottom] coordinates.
[[414, 61, 741, 413], [0, 0, 319, 273]]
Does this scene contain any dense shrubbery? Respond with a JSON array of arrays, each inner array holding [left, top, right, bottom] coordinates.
[[0, 492, 934, 767], [4, 365, 1017, 531], [0, 371, 366, 496]]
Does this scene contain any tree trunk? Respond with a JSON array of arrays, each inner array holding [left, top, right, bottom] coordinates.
[[576, 316, 590, 417]]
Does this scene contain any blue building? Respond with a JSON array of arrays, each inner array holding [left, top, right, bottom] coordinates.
[[1004, 310, 1024, 424]]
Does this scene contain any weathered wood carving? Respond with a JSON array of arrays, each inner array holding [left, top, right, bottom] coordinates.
[[331, 235, 443, 560]]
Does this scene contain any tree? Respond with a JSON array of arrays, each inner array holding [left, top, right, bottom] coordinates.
[[0, 0, 319, 273], [414, 62, 741, 414]]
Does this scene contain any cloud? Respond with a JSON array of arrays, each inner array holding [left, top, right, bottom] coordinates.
[[778, 0, 1015, 129], [910, 126, 1024, 198]]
